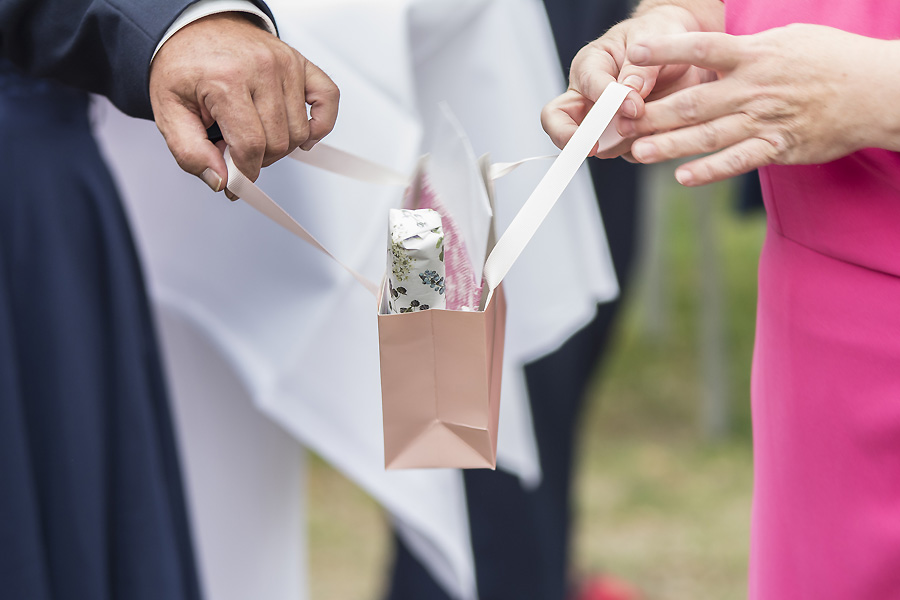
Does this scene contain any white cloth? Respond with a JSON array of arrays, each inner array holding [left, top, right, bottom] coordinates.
[[157, 309, 308, 600], [92, 1, 619, 599]]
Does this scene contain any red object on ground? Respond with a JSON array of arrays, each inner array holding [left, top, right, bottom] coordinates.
[[571, 575, 642, 600]]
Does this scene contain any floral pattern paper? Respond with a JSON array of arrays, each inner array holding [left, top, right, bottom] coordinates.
[[387, 208, 446, 314]]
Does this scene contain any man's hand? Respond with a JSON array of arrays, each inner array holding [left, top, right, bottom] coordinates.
[[149, 12, 339, 193]]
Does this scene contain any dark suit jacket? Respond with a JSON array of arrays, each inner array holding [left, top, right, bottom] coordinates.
[[0, 0, 274, 119]]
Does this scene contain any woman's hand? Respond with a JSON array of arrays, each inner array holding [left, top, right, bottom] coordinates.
[[621, 24, 900, 185], [541, 1, 724, 158]]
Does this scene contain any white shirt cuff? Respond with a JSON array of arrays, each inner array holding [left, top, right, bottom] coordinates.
[[151, 0, 277, 63]]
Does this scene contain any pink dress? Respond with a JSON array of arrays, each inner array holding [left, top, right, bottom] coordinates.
[[726, 2, 900, 598]]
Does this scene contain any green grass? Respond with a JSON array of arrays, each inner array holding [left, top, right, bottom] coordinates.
[[572, 178, 766, 598], [308, 176, 768, 600]]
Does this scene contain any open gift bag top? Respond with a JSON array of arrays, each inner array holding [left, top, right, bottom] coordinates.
[[221, 81, 631, 305]]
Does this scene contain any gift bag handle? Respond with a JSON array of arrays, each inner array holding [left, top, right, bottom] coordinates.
[[223, 149, 384, 296], [481, 83, 629, 290], [223, 82, 630, 296]]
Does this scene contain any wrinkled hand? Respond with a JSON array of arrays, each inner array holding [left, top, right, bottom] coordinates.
[[621, 24, 900, 186], [541, 4, 721, 159], [150, 12, 339, 194]]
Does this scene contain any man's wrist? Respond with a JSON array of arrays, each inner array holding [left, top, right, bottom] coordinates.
[[151, 0, 277, 64]]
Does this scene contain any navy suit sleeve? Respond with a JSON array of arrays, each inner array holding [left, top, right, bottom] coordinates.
[[0, 0, 275, 119]]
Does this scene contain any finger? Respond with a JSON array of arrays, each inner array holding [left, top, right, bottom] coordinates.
[[300, 61, 340, 151], [255, 97, 290, 168], [644, 64, 716, 102], [541, 90, 590, 150], [617, 62, 662, 105], [250, 65, 292, 167], [542, 90, 640, 158], [155, 96, 228, 192], [623, 79, 740, 138], [593, 136, 638, 160], [630, 112, 754, 164], [674, 136, 778, 186], [628, 32, 742, 73], [576, 56, 647, 120], [214, 140, 238, 201], [208, 88, 268, 182], [569, 46, 619, 102], [281, 53, 311, 153]]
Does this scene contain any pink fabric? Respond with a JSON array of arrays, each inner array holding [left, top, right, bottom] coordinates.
[[726, 2, 900, 598], [409, 179, 483, 311]]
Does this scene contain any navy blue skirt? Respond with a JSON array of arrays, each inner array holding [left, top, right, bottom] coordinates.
[[0, 63, 202, 600]]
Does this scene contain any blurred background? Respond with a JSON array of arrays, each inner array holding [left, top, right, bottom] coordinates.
[[307, 165, 765, 600]]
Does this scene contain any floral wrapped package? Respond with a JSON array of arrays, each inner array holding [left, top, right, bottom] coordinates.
[[387, 208, 446, 314]]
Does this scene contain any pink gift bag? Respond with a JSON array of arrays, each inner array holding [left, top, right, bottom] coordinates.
[[223, 83, 630, 469]]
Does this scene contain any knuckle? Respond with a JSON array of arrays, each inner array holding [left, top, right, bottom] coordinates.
[[198, 79, 232, 104], [675, 92, 700, 122], [290, 121, 311, 146], [239, 134, 267, 158], [253, 45, 278, 69], [576, 71, 594, 98], [698, 122, 720, 152], [726, 146, 755, 174], [693, 36, 713, 63], [696, 162, 715, 183], [637, 110, 658, 135], [322, 83, 340, 101], [654, 136, 674, 159], [765, 132, 791, 163], [573, 42, 599, 67], [269, 134, 290, 158], [289, 47, 308, 68]]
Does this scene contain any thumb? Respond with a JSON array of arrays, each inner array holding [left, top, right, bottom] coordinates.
[[155, 99, 228, 192], [617, 61, 662, 101]]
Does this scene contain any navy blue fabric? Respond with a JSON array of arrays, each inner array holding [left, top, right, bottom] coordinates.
[[384, 2, 641, 599], [0, 63, 202, 600], [0, 0, 276, 119], [736, 171, 765, 215]]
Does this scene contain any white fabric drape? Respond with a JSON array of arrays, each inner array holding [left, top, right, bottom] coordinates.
[[93, 1, 618, 598]]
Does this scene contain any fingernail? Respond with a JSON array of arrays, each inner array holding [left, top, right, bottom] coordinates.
[[630, 45, 650, 64], [202, 168, 223, 193], [622, 75, 644, 92], [622, 99, 638, 118], [633, 141, 658, 162], [299, 139, 317, 152], [675, 169, 694, 186]]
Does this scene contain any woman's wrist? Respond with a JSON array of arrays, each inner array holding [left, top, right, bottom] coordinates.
[[862, 39, 900, 152], [633, 0, 725, 33]]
